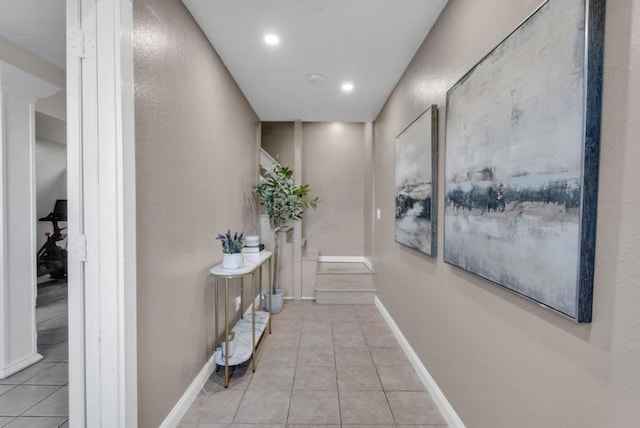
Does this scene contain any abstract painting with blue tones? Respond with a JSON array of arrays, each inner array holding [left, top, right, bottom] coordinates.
[[444, 0, 605, 322], [395, 105, 438, 256]]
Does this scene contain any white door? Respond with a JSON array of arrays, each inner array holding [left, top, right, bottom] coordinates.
[[66, 0, 138, 426]]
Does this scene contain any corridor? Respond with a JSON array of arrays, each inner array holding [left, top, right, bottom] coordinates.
[[179, 302, 447, 427]]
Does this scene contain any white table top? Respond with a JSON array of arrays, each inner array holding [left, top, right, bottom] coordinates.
[[210, 251, 273, 278]]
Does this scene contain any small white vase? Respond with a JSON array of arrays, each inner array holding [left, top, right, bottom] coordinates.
[[222, 253, 244, 269]]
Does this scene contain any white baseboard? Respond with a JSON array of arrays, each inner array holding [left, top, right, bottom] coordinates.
[[318, 256, 367, 263], [374, 296, 465, 428], [301, 296, 316, 301], [161, 297, 266, 428], [363, 257, 373, 272], [158, 355, 215, 428], [0, 352, 43, 379]]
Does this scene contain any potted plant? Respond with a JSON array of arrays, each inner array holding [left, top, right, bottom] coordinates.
[[216, 230, 244, 269], [256, 164, 318, 313]]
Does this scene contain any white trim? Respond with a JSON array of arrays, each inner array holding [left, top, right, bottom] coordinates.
[[66, 0, 87, 425], [374, 296, 465, 428], [158, 356, 215, 428], [0, 61, 59, 101], [0, 64, 57, 381], [119, 1, 139, 425], [0, 353, 42, 379], [318, 256, 367, 264], [363, 257, 373, 272], [66, 0, 138, 426], [301, 296, 316, 301]]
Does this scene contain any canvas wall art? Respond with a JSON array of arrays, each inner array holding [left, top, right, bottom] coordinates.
[[395, 105, 438, 256], [444, 0, 605, 322]]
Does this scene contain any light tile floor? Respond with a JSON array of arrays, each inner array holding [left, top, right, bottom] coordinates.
[[0, 280, 69, 428], [180, 302, 447, 427]]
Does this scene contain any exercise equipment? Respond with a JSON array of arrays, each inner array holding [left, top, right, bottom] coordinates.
[[37, 199, 67, 280]]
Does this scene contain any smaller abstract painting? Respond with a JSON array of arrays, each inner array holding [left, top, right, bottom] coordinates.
[[395, 105, 438, 256]]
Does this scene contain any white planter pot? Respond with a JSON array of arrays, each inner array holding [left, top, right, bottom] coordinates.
[[222, 253, 243, 269], [263, 288, 284, 314]]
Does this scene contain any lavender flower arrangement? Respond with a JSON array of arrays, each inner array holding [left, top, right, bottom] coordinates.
[[216, 230, 244, 254]]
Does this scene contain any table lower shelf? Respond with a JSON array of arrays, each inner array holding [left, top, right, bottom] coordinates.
[[213, 310, 270, 367]]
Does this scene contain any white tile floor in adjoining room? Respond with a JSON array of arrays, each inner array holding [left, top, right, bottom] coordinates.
[[0, 280, 69, 428], [179, 301, 447, 427]]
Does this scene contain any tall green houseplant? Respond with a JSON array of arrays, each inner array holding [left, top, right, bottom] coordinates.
[[256, 164, 318, 294]]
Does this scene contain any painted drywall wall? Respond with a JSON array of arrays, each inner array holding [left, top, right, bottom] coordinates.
[[35, 138, 67, 250], [302, 122, 365, 256], [134, 0, 260, 426], [373, 0, 640, 427], [35, 112, 66, 145], [363, 122, 374, 261], [262, 122, 295, 169], [0, 36, 65, 121]]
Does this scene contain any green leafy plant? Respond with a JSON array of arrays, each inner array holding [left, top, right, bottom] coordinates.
[[256, 164, 318, 293], [216, 230, 244, 254]]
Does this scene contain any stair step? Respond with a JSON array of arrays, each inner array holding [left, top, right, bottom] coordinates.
[[317, 262, 371, 275], [315, 283, 375, 291], [315, 261, 375, 304], [316, 262, 373, 286], [315, 287, 375, 305]]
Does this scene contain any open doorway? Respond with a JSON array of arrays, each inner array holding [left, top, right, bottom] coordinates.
[[2, 0, 138, 425], [0, 1, 70, 426]]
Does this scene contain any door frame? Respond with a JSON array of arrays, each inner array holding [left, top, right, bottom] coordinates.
[[66, 0, 137, 426]]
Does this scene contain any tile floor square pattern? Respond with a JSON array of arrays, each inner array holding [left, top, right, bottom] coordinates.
[[0, 280, 69, 428], [179, 301, 448, 427]]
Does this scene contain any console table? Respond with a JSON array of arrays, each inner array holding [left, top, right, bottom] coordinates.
[[210, 251, 273, 387]]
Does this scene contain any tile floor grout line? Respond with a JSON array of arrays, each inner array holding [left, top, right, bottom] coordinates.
[[9, 384, 65, 419], [23, 362, 68, 387], [365, 312, 399, 426], [331, 313, 343, 427], [228, 376, 248, 425], [286, 306, 305, 425]]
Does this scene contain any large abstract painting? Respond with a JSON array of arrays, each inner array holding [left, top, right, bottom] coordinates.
[[395, 105, 438, 256], [444, 0, 605, 322]]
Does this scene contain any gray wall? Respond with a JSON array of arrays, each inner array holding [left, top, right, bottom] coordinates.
[[373, 0, 640, 427], [302, 122, 365, 256], [0, 36, 65, 121], [35, 138, 66, 250], [134, 0, 260, 426], [261, 121, 366, 257], [262, 122, 295, 169]]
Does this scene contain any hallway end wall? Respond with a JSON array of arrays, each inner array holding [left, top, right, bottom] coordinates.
[[302, 122, 365, 256], [373, 0, 640, 426]]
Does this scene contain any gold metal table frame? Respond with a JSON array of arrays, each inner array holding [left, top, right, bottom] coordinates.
[[210, 251, 273, 387]]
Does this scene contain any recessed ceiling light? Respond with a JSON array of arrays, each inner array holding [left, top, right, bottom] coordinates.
[[341, 82, 354, 92], [264, 34, 280, 45]]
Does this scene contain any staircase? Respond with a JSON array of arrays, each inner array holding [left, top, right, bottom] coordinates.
[[314, 262, 375, 304], [259, 147, 375, 304], [259, 148, 278, 181]]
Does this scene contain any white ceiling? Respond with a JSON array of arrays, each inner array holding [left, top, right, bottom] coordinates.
[[0, 0, 448, 121], [0, 0, 66, 70], [182, 0, 448, 122]]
